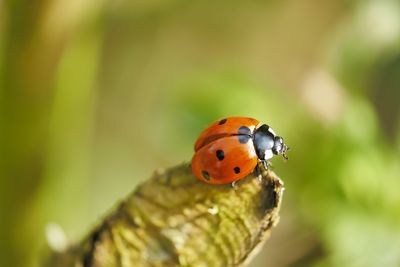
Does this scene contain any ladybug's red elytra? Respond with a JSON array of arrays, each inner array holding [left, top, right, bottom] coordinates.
[[191, 116, 289, 185]]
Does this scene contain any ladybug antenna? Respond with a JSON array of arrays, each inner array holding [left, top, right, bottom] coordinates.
[[282, 145, 289, 160]]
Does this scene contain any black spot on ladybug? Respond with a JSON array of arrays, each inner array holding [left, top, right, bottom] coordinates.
[[216, 150, 225, 160], [219, 118, 227, 125], [202, 170, 210, 180], [238, 135, 251, 144], [234, 167, 241, 174], [238, 126, 251, 135]]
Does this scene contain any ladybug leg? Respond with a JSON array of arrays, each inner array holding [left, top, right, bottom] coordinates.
[[254, 164, 263, 182], [231, 181, 237, 188], [262, 160, 270, 170], [256, 160, 271, 183], [262, 160, 274, 170]]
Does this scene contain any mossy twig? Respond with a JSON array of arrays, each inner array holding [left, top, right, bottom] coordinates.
[[47, 163, 284, 267]]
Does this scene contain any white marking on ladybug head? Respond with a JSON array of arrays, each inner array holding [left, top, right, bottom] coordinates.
[[264, 149, 274, 160]]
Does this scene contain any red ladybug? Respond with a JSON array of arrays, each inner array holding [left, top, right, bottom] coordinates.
[[191, 116, 289, 185]]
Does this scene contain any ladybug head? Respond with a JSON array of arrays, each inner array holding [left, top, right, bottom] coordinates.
[[272, 136, 289, 160]]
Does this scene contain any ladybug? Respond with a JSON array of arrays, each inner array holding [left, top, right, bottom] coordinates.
[[191, 116, 289, 185]]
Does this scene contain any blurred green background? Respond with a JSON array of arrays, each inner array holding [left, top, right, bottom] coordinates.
[[1, 0, 400, 266]]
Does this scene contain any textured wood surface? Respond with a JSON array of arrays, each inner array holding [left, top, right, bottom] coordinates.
[[47, 163, 284, 267]]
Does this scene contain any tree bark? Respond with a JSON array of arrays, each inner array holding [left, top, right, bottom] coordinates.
[[47, 162, 284, 267]]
